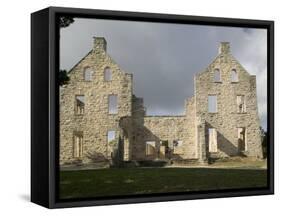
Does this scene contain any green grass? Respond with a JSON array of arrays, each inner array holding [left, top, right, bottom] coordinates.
[[209, 160, 267, 169], [59, 167, 267, 199]]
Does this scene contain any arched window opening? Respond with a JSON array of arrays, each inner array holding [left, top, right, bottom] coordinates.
[[231, 69, 238, 82], [84, 67, 93, 81], [104, 67, 112, 81], [214, 69, 221, 82]]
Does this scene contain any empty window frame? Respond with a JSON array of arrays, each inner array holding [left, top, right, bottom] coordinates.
[[237, 95, 246, 113], [73, 132, 83, 158], [237, 127, 247, 151], [108, 95, 118, 114], [173, 140, 183, 148], [104, 67, 112, 81], [208, 95, 217, 113], [84, 67, 93, 81], [75, 95, 85, 115], [160, 140, 169, 147], [146, 141, 156, 156], [208, 128, 218, 152], [231, 69, 238, 82], [214, 68, 221, 82], [107, 130, 116, 144]]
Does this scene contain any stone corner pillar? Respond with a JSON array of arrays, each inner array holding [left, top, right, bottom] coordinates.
[[197, 121, 208, 163]]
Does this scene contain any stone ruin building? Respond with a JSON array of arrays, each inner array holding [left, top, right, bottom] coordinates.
[[60, 37, 263, 166]]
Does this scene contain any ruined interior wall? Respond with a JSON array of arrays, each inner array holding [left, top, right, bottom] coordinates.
[[60, 39, 133, 165], [130, 98, 197, 160], [130, 96, 146, 160], [195, 53, 262, 158], [131, 115, 186, 160], [184, 96, 198, 158]]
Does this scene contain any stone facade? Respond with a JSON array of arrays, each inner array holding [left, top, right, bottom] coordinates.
[[60, 37, 263, 166]]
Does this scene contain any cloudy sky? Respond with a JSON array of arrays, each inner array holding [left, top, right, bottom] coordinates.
[[60, 18, 267, 130]]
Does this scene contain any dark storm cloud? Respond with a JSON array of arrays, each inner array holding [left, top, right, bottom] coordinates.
[[60, 18, 267, 130]]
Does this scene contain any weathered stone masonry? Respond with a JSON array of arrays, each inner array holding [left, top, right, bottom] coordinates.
[[60, 37, 263, 166]]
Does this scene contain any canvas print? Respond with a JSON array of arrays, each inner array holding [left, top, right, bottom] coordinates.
[[58, 16, 268, 200]]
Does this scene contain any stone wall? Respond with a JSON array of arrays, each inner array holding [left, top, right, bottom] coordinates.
[[132, 116, 186, 160], [60, 37, 133, 165], [195, 42, 263, 158], [130, 94, 197, 160], [60, 38, 263, 166]]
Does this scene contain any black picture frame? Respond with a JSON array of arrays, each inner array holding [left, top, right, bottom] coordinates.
[[31, 6, 274, 208]]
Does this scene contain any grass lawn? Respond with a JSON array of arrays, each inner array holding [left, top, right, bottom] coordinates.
[[209, 159, 267, 169], [59, 167, 267, 199]]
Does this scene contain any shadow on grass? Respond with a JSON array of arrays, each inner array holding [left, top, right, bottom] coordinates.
[[59, 167, 267, 199]]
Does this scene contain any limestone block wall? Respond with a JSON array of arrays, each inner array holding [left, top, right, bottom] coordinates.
[[142, 116, 186, 159], [60, 38, 263, 166], [130, 95, 197, 160], [185, 96, 198, 159], [60, 37, 133, 165], [195, 42, 262, 158], [130, 96, 146, 160]]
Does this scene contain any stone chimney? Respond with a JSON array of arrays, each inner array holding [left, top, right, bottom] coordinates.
[[93, 37, 107, 52], [219, 42, 230, 55]]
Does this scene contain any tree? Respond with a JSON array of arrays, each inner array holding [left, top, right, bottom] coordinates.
[[59, 70, 70, 86], [59, 16, 74, 28], [59, 16, 74, 86]]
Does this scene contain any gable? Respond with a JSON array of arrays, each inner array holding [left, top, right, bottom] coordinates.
[[196, 52, 252, 84], [66, 49, 131, 85]]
